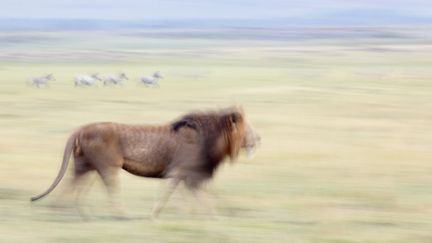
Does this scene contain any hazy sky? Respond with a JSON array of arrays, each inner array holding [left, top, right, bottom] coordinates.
[[1, 0, 431, 20]]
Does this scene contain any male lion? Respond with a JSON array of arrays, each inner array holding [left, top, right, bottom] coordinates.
[[30, 106, 259, 218]]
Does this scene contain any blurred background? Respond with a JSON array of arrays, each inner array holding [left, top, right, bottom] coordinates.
[[0, 1, 432, 242]]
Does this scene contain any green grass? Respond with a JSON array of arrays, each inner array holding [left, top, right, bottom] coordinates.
[[0, 30, 432, 242]]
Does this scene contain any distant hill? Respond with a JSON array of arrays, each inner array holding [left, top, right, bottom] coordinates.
[[0, 9, 431, 31]]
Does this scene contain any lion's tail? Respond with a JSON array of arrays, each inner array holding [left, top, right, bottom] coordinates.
[[30, 131, 79, 202]]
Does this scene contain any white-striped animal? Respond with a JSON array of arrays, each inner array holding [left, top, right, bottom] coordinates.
[[102, 72, 128, 85], [140, 71, 163, 87], [30, 74, 55, 87], [74, 73, 101, 86]]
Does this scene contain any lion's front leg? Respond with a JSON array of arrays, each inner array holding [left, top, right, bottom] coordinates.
[[151, 178, 180, 219], [190, 188, 220, 220]]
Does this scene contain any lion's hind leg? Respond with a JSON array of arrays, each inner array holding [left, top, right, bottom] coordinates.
[[52, 156, 95, 218], [73, 172, 97, 219], [93, 162, 129, 219]]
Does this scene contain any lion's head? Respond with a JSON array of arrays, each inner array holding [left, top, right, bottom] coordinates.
[[172, 106, 245, 157], [169, 106, 259, 186]]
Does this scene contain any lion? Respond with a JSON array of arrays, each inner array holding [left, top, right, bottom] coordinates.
[[30, 106, 259, 218]]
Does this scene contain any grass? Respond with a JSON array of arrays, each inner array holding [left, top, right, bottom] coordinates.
[[0, 29, 432, 242]]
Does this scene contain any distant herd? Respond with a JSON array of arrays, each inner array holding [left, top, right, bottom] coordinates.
[[28, 71, 163, 88]]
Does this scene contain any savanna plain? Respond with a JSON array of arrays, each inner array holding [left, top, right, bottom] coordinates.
[[0, 28, 432, 242]]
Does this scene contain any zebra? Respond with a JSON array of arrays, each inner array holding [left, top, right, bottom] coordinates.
[[30, 74, 55, 87], [140, 71, 163, 87], [102, 72, 128, 86], [74, 73, 102, 86]]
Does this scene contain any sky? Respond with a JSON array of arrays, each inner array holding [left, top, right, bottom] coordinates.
[[1, 0, 431, 20]]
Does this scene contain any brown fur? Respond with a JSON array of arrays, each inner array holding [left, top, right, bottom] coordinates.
[[30, 107, 250, 209]]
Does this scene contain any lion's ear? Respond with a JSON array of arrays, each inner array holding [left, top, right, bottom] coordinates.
[[232, 111, 242, 123], [224, 111, 242, 129], [171, 118, 197, 131]]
